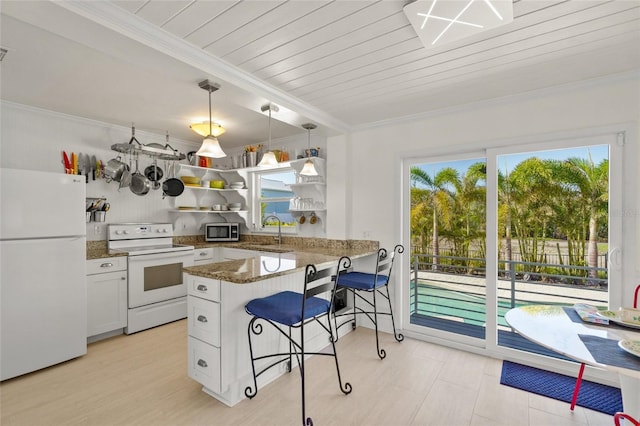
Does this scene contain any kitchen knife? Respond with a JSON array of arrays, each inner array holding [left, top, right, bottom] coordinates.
[[62, 151, 71, 174], [91, 155, 97, 180], [71, 152, 78, 175], [78, 153, 86, 182], [83, 154, 90, 183]]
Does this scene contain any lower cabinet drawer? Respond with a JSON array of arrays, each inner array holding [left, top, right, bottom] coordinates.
[[188, 337, 221, 393], [188, 296, 220, 346], [188, 276, 220, 302]]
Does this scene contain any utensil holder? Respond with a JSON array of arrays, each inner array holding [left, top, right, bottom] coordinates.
[[86, 212, 92, 223], [247, 152, 257, 167], [93, 211, 106, 222]]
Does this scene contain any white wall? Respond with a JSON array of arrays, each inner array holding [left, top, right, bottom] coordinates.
[[0, 101, 326, 240], [328, 72, 640, 302]]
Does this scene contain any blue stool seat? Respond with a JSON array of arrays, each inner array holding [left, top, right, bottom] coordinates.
[[245, 291, 330, 326], [337, 272, 388, 291], [334, 245, 404, 359]]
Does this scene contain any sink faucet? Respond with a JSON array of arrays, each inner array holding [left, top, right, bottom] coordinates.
[[262, 215, 282, 245]]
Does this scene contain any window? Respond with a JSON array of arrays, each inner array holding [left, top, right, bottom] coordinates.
[[253, 168, 297, 233]]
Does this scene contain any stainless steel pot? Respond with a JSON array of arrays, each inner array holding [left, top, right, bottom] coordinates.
[[104, 157, 128, 182], [130, 155, 150, 196]]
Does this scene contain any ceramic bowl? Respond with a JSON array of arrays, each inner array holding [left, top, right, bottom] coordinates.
[[180, 176, 200, 185]]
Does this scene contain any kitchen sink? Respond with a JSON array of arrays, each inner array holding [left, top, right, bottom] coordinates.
[[233, 242, 294, 253]]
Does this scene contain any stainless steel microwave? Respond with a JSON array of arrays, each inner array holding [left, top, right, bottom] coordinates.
[[205, 223, 240, 242]]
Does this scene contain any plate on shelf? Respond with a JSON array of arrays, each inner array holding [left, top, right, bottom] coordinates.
[[595, 311, 640, 329], [618, 340, 640, 358]]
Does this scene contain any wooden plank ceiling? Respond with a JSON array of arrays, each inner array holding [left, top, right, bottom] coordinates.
[[109, 0, 640, 127]]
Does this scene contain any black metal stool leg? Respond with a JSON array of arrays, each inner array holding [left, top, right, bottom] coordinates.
[[244, 317, 261, 399], [372, 287, 386, 359], [327, 316, 353, 395], [384, 283, 404, 342]]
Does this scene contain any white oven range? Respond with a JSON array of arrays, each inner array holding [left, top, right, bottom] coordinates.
[[108, 223, 194, 334]]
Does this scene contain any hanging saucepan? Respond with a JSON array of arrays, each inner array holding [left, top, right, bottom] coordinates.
[[130, 154, 151, 196], [144, 160, 163, 191], [162, 161, 184, 197]]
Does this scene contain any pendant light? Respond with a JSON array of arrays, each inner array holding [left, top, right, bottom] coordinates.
[[195, 80, 226, 158], [258, 103, 279, 167], [189, 122, 226, 138], [300, 123, 318, 176]]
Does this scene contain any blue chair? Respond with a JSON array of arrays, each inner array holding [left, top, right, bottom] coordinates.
[[334, 245, 404, 359], [244, 257, 353, 426]]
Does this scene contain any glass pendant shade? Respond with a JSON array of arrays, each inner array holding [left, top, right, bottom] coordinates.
[[258, 151, 278, 167], [196, 135, 226, 158], [300, 159, 318, 176], [195, 80, 226, 158], [258, 103, 279, 167], [190, 122, 226, 137], [300, 123, 318, 176]]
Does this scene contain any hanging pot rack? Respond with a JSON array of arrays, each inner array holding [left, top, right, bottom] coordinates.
[[111, 124, 185, 161]]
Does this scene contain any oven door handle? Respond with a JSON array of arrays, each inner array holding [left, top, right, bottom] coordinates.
[[127, 250, 193, 263]]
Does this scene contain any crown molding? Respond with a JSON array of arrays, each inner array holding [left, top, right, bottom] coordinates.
[[55, 1, 351, 135]]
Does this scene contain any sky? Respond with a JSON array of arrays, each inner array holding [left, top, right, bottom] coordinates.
[[413, 144, 608, 188]]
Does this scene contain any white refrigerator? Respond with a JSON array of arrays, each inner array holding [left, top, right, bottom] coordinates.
[[1, 168, 87, 381]]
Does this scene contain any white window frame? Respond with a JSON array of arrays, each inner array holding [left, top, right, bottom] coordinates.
[[250, 167, 298, 235]]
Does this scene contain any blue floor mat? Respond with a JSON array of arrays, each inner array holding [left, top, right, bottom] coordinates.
[[500, 360, 622, 415]]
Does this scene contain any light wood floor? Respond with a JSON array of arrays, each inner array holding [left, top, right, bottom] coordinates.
[[1, 320, 613, 426]]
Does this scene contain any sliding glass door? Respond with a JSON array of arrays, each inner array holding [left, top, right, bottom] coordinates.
[[405, 129, 623, 358], [408, 156, 487, 342]]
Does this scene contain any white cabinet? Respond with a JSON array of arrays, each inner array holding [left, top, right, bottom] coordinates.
[[186, 267, 334, 407], [187, 275, 222, 395], [86, 257, 127, 339]]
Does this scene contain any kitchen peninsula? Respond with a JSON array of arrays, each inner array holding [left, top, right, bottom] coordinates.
[[180, 236, 379, 406]]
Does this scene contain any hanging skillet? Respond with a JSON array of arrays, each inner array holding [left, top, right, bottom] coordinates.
[[162, 160, 184, 197]]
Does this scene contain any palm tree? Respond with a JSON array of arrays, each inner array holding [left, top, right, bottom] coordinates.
[[410, 167, 457, 271], [508, 158, 557, 267], [552, 156, 608, 280]]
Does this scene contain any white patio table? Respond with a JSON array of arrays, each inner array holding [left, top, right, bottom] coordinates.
[[505, 305, 640, 419]]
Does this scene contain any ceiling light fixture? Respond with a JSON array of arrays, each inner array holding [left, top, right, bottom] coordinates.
[[258, 103, 279, 167], [403, 0, 513, 49], [189, 121, 226, 137], [299, 123, 318, 177], [195, 80, 226, 158]]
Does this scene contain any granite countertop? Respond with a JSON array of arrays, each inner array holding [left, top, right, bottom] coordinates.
[[86, 241, 128, 260], [183, 245, 377, 284], [87, 235, 379, 284]]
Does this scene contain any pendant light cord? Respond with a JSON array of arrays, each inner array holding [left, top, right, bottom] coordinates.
[[208, 88, 212, 137], [268, 108, 272, 151]]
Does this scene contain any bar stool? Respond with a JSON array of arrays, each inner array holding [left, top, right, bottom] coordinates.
[[244, 257, 353, 426], [334, 244, 404, 359]]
